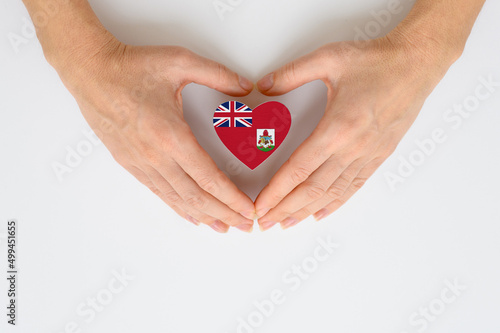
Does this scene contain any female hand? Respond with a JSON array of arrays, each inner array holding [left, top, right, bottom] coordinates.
[[49, 31, 256, 233], [255, 30, 460, 230]]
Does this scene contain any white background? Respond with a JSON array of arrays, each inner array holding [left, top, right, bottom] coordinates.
[[1, 0, 499, 332]]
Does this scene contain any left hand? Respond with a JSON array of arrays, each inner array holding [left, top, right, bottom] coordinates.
[[254, 32, 458, 230]]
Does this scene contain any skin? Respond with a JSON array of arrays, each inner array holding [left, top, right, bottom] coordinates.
[[22, 0, 255, 233], [255, 0, 487, 230], [21, 0, 486, 233]]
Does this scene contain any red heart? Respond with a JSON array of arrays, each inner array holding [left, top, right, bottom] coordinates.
[[213, 101, 292, 170]]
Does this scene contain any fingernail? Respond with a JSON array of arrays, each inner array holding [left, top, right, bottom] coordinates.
[[186, 215, 200, 226], [259, 221, 277, 231], [235, 223, 254, 233], [239, 76, 254, 91], [256, 207, 270, 218], [210, 220, 229, 233], [240, 210, 256, 220], [281, 217, 299, 229], [314, 209, 330, 221], [257, 73, 274, 91]]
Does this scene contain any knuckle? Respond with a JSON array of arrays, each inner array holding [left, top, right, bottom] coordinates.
[[340, 169, 358, 182], [164, 190, 181, 204], [149, 125, 175, 149], [283, 61, 297, 83], [170, 46, 193, 65], [133, 133, 162, 164], [315, 45, 333, 61], [344, 116, 367, 133], [332, 42, 358, 60], [147, 185, 161, 196], [335, 114, 372, 141], [142, 147, 161, 166], [300, 206, 313, 217], [185, 193, 208, 210], [327, 185, 345, 199], [273, 209, 293, 220], [220, 213, 238, 226], [308, 129, 336, 156], [382, 143, 398, 158], [291, 167, 311, 185], [224, 197, 240, 210], [315, 46, 341, 72], [334, 197, 347, 206], [197, 176, 218, 194], [304, 182, 327, 200], [323, 136, 339, 154], [110, 152, 127, 166], [352, 177, 367, 190], [217, 63, 230, 83], [270, 192, 285, 204], [356, 132, 376, 151], [198, 171, 226, 194]]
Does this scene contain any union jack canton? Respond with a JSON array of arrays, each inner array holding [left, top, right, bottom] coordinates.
[[213, 101, 252, 128]]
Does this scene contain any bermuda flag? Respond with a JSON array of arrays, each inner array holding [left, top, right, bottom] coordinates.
[[213, 101, 252, 128], [213, 100, 292, 170]]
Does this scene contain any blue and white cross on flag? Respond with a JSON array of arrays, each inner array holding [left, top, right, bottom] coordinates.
[[213, 101, 252, 128]]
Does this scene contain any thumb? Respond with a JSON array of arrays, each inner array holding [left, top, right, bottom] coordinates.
[[257, 48, 330, 96], [182, 50, 254, 97]]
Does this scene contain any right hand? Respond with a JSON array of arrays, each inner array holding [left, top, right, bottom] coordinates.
[[50, 31, 256, 233]]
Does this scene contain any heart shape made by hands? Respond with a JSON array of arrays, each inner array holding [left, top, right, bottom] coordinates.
[[213, 101, 292, 170]]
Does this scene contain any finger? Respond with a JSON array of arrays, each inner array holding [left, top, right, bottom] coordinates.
[[256, 47, 331, 96], [182, 50, 254, 96], [125, 165, 197, 225], [139, 165, 210, 225], [313, 179, 366, 221], [208, 220, 231, 233], [254, 129, 333, 219], [175, 131, 256, 220], [151, 160, 254, 227], [312, 161, 382, 221], [254, 98, 371, 221], [282, 161, 369, 228], [257, 156, 351, 230], [144, 165, 234, 233], [98, 135, 197, 225]]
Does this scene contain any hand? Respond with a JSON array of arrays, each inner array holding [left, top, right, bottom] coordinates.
[[51, 31, 256, 233], [254, 32, 459, 230]]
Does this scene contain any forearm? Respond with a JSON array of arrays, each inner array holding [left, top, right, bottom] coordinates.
[[390, 0, 486, 64], [21, 0, 116, 69]]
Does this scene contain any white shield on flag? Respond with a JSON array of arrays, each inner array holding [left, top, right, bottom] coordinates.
[[257, 129, 275, 151]]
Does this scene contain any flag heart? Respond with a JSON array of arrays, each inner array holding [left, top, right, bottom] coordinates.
[[213, 101, 292, 170]]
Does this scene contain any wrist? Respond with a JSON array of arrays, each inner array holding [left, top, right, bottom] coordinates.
[[385, 0, 484, 72], [46, 27, 122, 78], [387, 23, 463, 71], [41, 22, 117, 68], [29, 0, 121, 79]]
